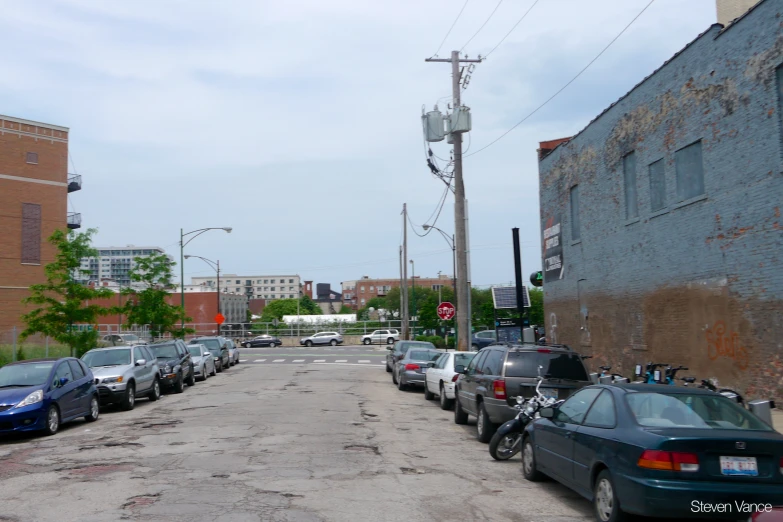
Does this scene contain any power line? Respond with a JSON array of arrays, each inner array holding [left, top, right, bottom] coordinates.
[[460, 0, 504, 52], [483, 0, 540, 58], [467, 0, 655, 157], [431, 0, 470, 58]]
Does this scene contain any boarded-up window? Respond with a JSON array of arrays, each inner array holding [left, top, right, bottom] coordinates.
[[675, 141, 705, 201], [649, 159, 666, 211], [21, 203, 42, 264], [570, 185, 581, 241], [623, 152, 638, 219], [26, 152, 38, 164]]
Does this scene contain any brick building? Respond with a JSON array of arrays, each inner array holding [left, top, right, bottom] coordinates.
[[537, 0, 782, 399], [0, 115, 79, 333], [343, 275, 453, 309]]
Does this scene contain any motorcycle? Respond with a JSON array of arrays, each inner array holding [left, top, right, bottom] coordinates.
[[488, 371, 561, 461]]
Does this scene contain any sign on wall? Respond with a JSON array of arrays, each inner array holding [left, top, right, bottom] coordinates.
[[543, 215, 563, 282]]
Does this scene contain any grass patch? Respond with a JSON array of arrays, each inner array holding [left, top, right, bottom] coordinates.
[[0, 344, 71, 367]]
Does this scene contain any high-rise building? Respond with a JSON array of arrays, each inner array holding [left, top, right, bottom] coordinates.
[[190, 274, 302, 301], [75, 246, 171, 286]]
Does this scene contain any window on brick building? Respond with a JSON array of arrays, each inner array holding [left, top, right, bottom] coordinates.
[[675, 140, 705, 201], [21, 203, 41, 264], [570, 185, 581, 241], [648, 159, 666, 211], [26, 152, 38, 164], [623, 152, 638, 219]]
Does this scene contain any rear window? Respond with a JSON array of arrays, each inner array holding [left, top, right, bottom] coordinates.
[[408, 350, 440, 362], [454, 353, 475, 368], [504, 351, 588, 380]]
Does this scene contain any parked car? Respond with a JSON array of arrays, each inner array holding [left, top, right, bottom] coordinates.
[[454, 343, 591, 442], [386, 340, 436, 375], [147, 340, 195, 393], [471, 330, 497, 350], [225, 339, 240, 366], [0, 357, 99, 436], [82, 345, 161, 410], [187, 344, 216, 381], [522, 384, 783, 521], [393, 348, 443, 391], [242, 335, 281, 347], [189, 337, 230, 372], [424, 351, 477, 410], [102, 333, 147, 346], [362, 329, 400, 345], [300, 332, 343, 347]]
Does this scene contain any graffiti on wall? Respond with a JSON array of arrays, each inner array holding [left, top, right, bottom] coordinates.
[[549, 312, 558, 344], [705, 320, 749, 370]]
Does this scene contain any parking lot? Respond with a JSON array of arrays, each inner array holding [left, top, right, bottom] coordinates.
[[0, 359, 594, 522]]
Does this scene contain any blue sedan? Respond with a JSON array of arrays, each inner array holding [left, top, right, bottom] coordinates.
[[0, 357, 100, 436], [522, 383, 783, 521]]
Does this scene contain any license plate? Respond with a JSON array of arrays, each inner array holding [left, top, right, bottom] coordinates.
[[720, 456, 758, 476], [540, 389, 558, 401]]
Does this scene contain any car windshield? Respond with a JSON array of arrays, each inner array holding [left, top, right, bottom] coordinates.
[[626, 392, 773, 431], [0, 362, 55, 387], [149, 344, 178, 359], [120, 334, 139, 342], [188, 346, 205, 357], [193, 339, 220, 351], [454, 353, 476, 367], [504, 351, 589, 380], [403, 342, 435, 351], [82, 349, 131, 367], [408, 350, 441, 362]]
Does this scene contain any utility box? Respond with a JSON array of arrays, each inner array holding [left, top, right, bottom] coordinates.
[[450, 106, 472, 133], [445, 117, 455, 144], [748, 399, 776, 427], [423, 108, 445, 142]]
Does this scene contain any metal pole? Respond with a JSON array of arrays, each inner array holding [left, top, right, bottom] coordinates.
[[402, 203, 409, 340], [216, 260, 221, 334], [180, 228, 185, 329], [512, 227, 525, 342], [410, 260, 415, 338], [12, 326, 16, 362]]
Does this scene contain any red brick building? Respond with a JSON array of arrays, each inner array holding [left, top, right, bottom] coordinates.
[[343, 275, 453, 309], [0, 115, 76, 333]]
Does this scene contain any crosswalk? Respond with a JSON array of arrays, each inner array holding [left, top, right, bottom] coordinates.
[[239, 357, 384, 367]]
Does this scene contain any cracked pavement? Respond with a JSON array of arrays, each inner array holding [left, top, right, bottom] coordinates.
[[0, 362, 593, 522]]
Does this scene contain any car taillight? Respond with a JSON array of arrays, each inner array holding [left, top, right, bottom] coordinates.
[[637, 450, 699, 472], [493, 379, 507, 400], [779, 456, 783, 475], [537, 348, 551, 353], [405, 363, 420, 371], [452, 374, 460, 382]]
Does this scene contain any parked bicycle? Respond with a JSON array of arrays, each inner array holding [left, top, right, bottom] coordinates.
[[633, 362, 669, 384]]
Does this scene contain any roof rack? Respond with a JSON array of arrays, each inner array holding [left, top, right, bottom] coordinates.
[[491, 341, 574, 352]]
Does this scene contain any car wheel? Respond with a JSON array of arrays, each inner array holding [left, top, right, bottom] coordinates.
[[121, 383, 136, 411], [386, 337, 394, 344], [44, 405, 60, 436], [330, 339, 337, 346], [148, 378, 161, 401], [392, 366, 398, 384], [594, 470, 626, 522], [454, 394, 468, 425], [440, 384, 453, 410], [85, 396, 100, 422], [174, 373, 185, 393], [210, 365, 217, 377], [186, 366, 196, 386], [397, 371, 407, 391], [305, 340, 313, 347], [216, 361, 222, 373], [423, 380, 435, 400], [471, 344, 479, 350], [385, 362, 392, 373], [199, 365, 207, 381], [235, 356, 240, 365], [223, 360, 230, 371], [476, 402, 496, 443], [522, 438, 545, 481], [363, 338, 371, 345]]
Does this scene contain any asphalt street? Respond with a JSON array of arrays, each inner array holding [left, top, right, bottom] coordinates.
[[239, 344, 388, 367], [0, 356, 595, 522]]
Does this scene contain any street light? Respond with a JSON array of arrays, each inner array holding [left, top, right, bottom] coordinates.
[[409, 259, 415, 339], [180, 227, 232, 329], [422, 224, 457, 345], [184, 255, 220, 334]]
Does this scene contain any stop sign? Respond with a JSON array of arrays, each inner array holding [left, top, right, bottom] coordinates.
[[437, 302, 456, 320], [215, 313, 225, 325]]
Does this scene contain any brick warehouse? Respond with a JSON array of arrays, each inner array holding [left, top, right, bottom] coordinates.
[[0, 115, 77, 335], [537, 0, 782, 400]]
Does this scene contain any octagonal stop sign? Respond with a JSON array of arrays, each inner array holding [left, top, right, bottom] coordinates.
[[437, 302, 455, 321]]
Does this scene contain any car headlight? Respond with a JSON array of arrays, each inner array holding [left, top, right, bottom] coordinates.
[[15, 389, 43, 409], [214, 357, 219, 361], [103, 376, 124, 384], [163, 365, 172, 373]]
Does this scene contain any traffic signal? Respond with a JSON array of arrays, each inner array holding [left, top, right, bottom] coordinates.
[[530, 271, 543, 287]]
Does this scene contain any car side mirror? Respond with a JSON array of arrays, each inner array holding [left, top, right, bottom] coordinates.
[[204, 352, 211, 357], [59, 377, 69, 387], [426, 362, 435, 368], [386, 346, 393, 351], [540, 407, 555, 419], [454, 364, 465, 374], [135, 359, 146, 366]]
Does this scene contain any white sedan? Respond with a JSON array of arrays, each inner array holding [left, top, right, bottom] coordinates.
[[423, 351, 477, 410]]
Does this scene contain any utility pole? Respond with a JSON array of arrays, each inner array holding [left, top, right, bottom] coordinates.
[[401, 203, 409, 340], [425, 51, 481, 351]]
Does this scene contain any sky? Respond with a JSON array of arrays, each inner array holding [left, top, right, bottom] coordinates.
[[0, 0, 718, 292]]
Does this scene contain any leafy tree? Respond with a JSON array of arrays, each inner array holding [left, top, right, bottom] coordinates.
[[258, 297, 321, 323], [528, 287, 544, 326], [122, 253, 192, 339], [338, 305, 354, 314], [21, 229, 115, 357]]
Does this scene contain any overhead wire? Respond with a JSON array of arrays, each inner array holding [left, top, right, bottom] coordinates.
[[431, 0, 471, 58], [460, 0, 504, 52], [466, 0, 656, 157], [483, 0, 540, 59]]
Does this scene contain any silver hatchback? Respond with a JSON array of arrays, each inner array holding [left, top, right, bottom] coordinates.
[[82, 345, 161, 410]]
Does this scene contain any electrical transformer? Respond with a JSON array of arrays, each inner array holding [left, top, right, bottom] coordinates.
[[445, 117, 455, 144], [450, 106, 472, 133], [423, 107, 445, 142]]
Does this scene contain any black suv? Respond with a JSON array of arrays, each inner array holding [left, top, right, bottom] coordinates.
[[454, 343, 591, 442], [147, 340, 195, 393], [189, 337, 230, 372]]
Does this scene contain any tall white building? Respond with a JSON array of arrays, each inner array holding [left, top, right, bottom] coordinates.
[[76, 246, 171, 286], [190, 274, 302, 301]]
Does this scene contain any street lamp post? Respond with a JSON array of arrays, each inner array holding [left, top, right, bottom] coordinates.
[[180, 227, 232, 330], [422, 224, 458, 345], [184, 255, 220, 334], [409, 259, 415, 339]]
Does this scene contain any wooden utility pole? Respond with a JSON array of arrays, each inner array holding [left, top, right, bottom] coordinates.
[[401, 203, 409, 340]]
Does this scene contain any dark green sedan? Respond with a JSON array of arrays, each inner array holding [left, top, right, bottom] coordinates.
[[522, 384, 783, 521]]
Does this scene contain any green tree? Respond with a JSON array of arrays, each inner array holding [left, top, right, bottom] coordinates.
[[21, 229, 115, 357], [258, 297, 321, 323], [528, 287, 544, 326], [338, 305, 354, 314], [122, 253, 192, 339]]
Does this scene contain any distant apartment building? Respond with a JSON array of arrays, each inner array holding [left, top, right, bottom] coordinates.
[[75, 246, 170, 286], [342, 274, 453, 309], [190, 274, 302, 301], [0, 115, 79, 331]]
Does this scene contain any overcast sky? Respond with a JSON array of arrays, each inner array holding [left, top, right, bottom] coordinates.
[[0, 0, 717, 291]]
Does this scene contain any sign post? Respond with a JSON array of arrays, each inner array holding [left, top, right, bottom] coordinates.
[[215, 313, 225, 335]]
